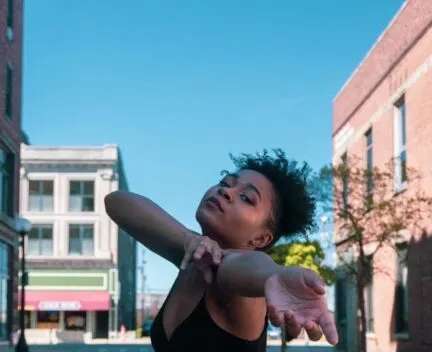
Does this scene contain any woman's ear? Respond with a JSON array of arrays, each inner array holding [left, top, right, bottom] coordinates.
[[250, 229, 273, 249]]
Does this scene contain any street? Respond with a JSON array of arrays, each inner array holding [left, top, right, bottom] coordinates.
[[2, 343, 334, 352]]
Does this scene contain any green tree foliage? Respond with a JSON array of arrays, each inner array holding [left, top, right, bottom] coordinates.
[[267, 240, 336, 285]]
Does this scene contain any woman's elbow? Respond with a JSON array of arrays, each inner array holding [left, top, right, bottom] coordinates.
[[104, 191, 126, 218]]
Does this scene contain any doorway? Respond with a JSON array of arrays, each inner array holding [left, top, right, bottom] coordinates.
[[95, 311, 109, 339]]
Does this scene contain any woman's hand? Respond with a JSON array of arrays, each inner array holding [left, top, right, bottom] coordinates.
[[180, 235, 223, 284], [265, 266, 338, 345]]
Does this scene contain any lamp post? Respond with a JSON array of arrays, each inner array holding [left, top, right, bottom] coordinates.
[[15, 217, 32, 352]]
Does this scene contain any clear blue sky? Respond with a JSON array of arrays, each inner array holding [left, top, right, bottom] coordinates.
[[23, 0, 403, 292]]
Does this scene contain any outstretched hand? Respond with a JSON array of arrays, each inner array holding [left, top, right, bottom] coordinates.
[[180, 235, 223, 284], [265, 267, 338, 345]]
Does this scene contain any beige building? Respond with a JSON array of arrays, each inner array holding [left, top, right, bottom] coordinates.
[[19, 144, 137, 342]]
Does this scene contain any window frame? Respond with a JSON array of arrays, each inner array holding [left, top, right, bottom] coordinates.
[[5, 64, 13, 120], [365, 128, 373, 206], [393, 97, 407, 191], [6, 0, 14, 41], [68, 180, 95, 212], [364, 256, 374, 333], [394, 244, 409, 338], [0, 148, 14, 217], [27, 224, 54, 257], [28, 180, 54, 212], [68, 224, 94, 256]]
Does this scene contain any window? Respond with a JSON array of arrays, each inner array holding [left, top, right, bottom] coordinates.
[[69, 181, 94, 212], [6, 0, 13, 40], [36, 311, 59, 330], [68, 224, 94, 255], [28, 181, 54, 212], [0, 241, 11, 340], [364, 256, 374, 332], [28, 225, 53, 256], [395, 245, 409, 335], [335, 278, 348, 350], [65, 311, 86, 331], [5, 65, 12, 119], [341, 153, 349, 213], [365, 129, 373, 207], [0, 149, 14, 217], [394, 98, 407, 188]]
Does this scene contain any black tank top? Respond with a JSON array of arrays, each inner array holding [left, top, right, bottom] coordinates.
[[150, 293, 268, 352]]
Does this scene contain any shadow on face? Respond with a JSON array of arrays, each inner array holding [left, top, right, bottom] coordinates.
[[195, 169, 275, 249]]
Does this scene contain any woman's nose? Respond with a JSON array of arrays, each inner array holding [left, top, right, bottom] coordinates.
[[218, 186, 233, 201]]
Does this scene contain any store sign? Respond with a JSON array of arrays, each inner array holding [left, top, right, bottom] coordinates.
[[39, 301, 81, 311]]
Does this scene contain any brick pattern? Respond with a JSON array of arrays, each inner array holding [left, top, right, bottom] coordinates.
[[0, 0, 24, 341], [333, 0, 432, 135], [332, 1, 432, 351]]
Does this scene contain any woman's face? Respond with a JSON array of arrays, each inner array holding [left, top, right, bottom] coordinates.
[[195, 169, 275, 249]]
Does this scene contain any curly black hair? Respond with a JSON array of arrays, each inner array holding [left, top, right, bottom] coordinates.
[[229, 149, 316, 248]]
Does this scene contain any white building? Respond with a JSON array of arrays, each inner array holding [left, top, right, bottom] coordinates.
[[19, 143, 137, 342]]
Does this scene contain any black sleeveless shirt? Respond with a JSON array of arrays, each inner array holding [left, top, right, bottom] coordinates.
[[150, 293, 268, 352]]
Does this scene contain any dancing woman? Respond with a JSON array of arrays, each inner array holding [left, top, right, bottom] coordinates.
[[105, 149, 338, 352]]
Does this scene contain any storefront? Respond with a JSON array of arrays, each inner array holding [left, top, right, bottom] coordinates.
[[0, 240, 11, 342], [19, 290, 111, 339]]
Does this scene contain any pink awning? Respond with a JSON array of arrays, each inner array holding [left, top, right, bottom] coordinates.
[[19, 291, 111, 311]]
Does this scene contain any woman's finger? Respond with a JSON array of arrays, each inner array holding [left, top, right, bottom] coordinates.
[[318, 311, 338, 345], [180, 248, 194, 270], [180, 237, 200, 270], [267, 305, 284, 327], [193, 243, 207, 260], [304, 270, 326, 295], [283, 310, 302, 338], [211, 243, 222, 265], [304, 320, 323, 342]]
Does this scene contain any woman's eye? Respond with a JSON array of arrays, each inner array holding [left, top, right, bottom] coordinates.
[[240, 194, 253, 204], [219, 180, 230, 187]]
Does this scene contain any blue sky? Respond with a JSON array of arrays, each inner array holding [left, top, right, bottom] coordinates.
[[23, 0, 403, 292]]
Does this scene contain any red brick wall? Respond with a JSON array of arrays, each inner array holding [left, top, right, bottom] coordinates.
[[333, 0, 432, 136], [332, 1, 432, 351], [0, 0, 24, 340]]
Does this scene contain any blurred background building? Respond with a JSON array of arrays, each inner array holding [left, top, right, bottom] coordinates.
[[0, 0, 24, 345], [332, 1, 432, 351], [18, 143, 137, 343]]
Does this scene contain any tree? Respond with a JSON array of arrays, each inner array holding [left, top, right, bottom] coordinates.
[[314, 155, 432, 352], [268, 240, 336, 285], [268, 240, 336, 352]]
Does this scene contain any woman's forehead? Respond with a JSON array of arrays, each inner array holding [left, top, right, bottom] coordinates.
[[231, 169, 273, 192]]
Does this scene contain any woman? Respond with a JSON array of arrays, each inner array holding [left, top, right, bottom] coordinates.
[[105, 149, 338, 351]]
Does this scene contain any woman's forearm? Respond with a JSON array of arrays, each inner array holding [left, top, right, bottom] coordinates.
[[104, 191, 195, 267], [217, 251, 285, 297]]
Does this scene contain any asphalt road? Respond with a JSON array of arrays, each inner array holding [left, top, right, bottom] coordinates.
[[2, 343, 334, 352]]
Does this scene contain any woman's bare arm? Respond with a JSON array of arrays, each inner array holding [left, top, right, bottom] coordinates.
[[104, 191, 196, 268], [217, 251, 284, 297]]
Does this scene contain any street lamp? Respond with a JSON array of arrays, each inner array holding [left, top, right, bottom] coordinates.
[[15, 217, 32, 352]]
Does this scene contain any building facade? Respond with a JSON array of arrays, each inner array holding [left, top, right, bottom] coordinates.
[[19, 144, 137, 342], [332, 1, 432, 351], [0, 0, 24, 345], [136, 290, 168, 326]]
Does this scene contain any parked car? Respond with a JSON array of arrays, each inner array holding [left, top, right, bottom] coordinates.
[[267, 322, 281, 339], [142, 319, 154, 336]]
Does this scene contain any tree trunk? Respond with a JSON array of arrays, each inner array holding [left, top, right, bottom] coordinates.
[[357, 280, 367, 352]]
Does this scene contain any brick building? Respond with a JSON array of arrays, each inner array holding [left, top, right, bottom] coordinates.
[[0, 0, 24, 345], [332, 1, 432, 351]]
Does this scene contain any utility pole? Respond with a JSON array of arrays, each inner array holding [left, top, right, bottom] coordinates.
[[140, 248, 146, 326]]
